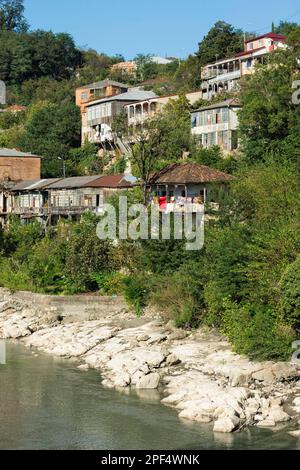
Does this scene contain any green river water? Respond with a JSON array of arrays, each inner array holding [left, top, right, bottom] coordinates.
[[0, 342, 299, 450]]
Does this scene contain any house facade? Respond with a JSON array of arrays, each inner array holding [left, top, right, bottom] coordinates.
[[0, 148, 41, 182], [148, 163, 234, 213], [84, 89, 157, 145], [201, 33, 286, 99], [191, 98, 242, 152], [0, 174, 136, 226], [110, 61, 137, 77], [126, 90, 203, 127]]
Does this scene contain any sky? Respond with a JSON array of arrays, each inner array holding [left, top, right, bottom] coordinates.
[[24, 0, 300, 59]]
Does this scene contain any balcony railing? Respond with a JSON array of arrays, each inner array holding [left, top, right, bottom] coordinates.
[[151, 197, 205, 213], [12, 206, 101, 217], [204, 69, 241, 84]]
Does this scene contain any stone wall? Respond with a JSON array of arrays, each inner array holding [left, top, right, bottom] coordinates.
[[0, 288, 128, 323]]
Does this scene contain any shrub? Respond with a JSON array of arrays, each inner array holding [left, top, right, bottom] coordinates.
[[222, 300, 295, 361], [280, 256, 300, 331], [123, 274, 151, 317], [150, 263, 205, 328], [92, 271, 126, 296]]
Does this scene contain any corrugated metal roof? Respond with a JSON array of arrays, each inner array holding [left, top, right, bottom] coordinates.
[[192, 98, 241, 113], [149, 163, 234, 185], [84, 174, 137, 188], [11, 178, 61, 191], [46, 176, 101, 189], [0, 148, 41, 158], [86, 90, 157, 107], [77, 79, 128, 90]]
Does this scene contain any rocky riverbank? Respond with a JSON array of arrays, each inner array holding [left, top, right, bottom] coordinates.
[[1, 288, 300, 436]]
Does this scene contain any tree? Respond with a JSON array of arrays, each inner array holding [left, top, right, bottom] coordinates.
[[127, 95, 193, 204], [174, 55, 202, 90], [274, 20, 299, 36], [134, 54, 158, 82], [0, 0, 28, 32], [238, 27, 300, 167], [197, 21, 244, 67], [15, 102, 81, 177]]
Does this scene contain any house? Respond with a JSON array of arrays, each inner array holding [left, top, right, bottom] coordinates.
[[201, 32, 286, 100], [148, 163, 234, 213], [76, 79, 129, 111], [126, 90, 203, 127], [191, 98, 242, 152], [0, 148, 41, 182], [110, 61, 137, 77], [1, 174, 136, 225], [84, 89, 157, 145], [76, 80, 129, 145]]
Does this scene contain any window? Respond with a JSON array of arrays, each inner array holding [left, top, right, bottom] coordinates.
[[191, 114, 197, 128], [218, 131, 228, 150], [215, 109, 221, 124], [249, 42, 254, 50], [221, 108, 229, 123], [81, 92, 88, 101]]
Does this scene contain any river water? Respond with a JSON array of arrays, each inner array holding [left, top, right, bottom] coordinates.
[[0, 342, 299, 450]]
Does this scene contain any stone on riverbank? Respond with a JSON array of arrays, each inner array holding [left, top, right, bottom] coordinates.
[[1, 287, 300, 437]]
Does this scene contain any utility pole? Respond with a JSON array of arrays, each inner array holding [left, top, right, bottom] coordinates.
[[58, 157, 66, 178]]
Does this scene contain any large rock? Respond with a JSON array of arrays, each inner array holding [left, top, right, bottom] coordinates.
[[267, 407, 290, 423], [289, 430, 300, 438], [293, 397, 300, 407], [271, 363, 299, 381], [179, 408, 212, 423], [252, 369, 275, 384], [136, 373, 160, 389], [256, 419, 276, 428], [213, 416, 239, 433]]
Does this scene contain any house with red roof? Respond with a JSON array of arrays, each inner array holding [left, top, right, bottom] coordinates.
[[201, 32, 286, 100]]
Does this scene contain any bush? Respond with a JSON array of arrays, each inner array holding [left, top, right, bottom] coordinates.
[[150, 262, 205, 328], [92, 272, 126, 296], [280, 256, 300, 331], [65, 219, 114, 292], [222, 300, 295, 361], [123, 274, 151, 317]]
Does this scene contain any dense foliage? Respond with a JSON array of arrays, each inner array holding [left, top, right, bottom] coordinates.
[[0, 6, 299, 360]]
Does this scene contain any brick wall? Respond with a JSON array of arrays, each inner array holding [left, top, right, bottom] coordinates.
[[0, 157, 41, 181]]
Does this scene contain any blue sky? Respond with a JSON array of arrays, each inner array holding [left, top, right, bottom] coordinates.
[[24, 0, 300, 58]]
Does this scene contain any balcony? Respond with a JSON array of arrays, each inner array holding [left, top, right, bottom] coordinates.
[[151, 196, 204, 214], [205, 69, 241, 84], [13, 207, 49, 216]]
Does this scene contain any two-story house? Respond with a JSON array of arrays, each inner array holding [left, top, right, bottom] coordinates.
[[76, 80, 129, 144], [201, 32, 286, 100], [84, 89, 157, 145], [191, 98, 242, 152]]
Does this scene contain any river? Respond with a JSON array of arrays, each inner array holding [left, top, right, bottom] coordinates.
[[0, 342, 298, 450]]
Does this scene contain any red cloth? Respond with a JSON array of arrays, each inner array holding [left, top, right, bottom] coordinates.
[[159, 196, 167, 210]]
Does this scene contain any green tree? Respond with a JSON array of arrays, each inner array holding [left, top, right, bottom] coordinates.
[[197, 21, 244, 66], [274, 20, 299, 36], [0, 0, 28, 32], [238, 27, 300, 167], [134, 54, 158, 82]]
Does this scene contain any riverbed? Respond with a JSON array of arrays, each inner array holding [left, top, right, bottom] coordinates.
[[0, 342, 299, 450]]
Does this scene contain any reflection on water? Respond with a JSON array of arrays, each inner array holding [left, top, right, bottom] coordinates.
[[0, 342, 299, 450]]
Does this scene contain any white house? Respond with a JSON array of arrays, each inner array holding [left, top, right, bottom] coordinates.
[[191, 98, 242, 152]]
